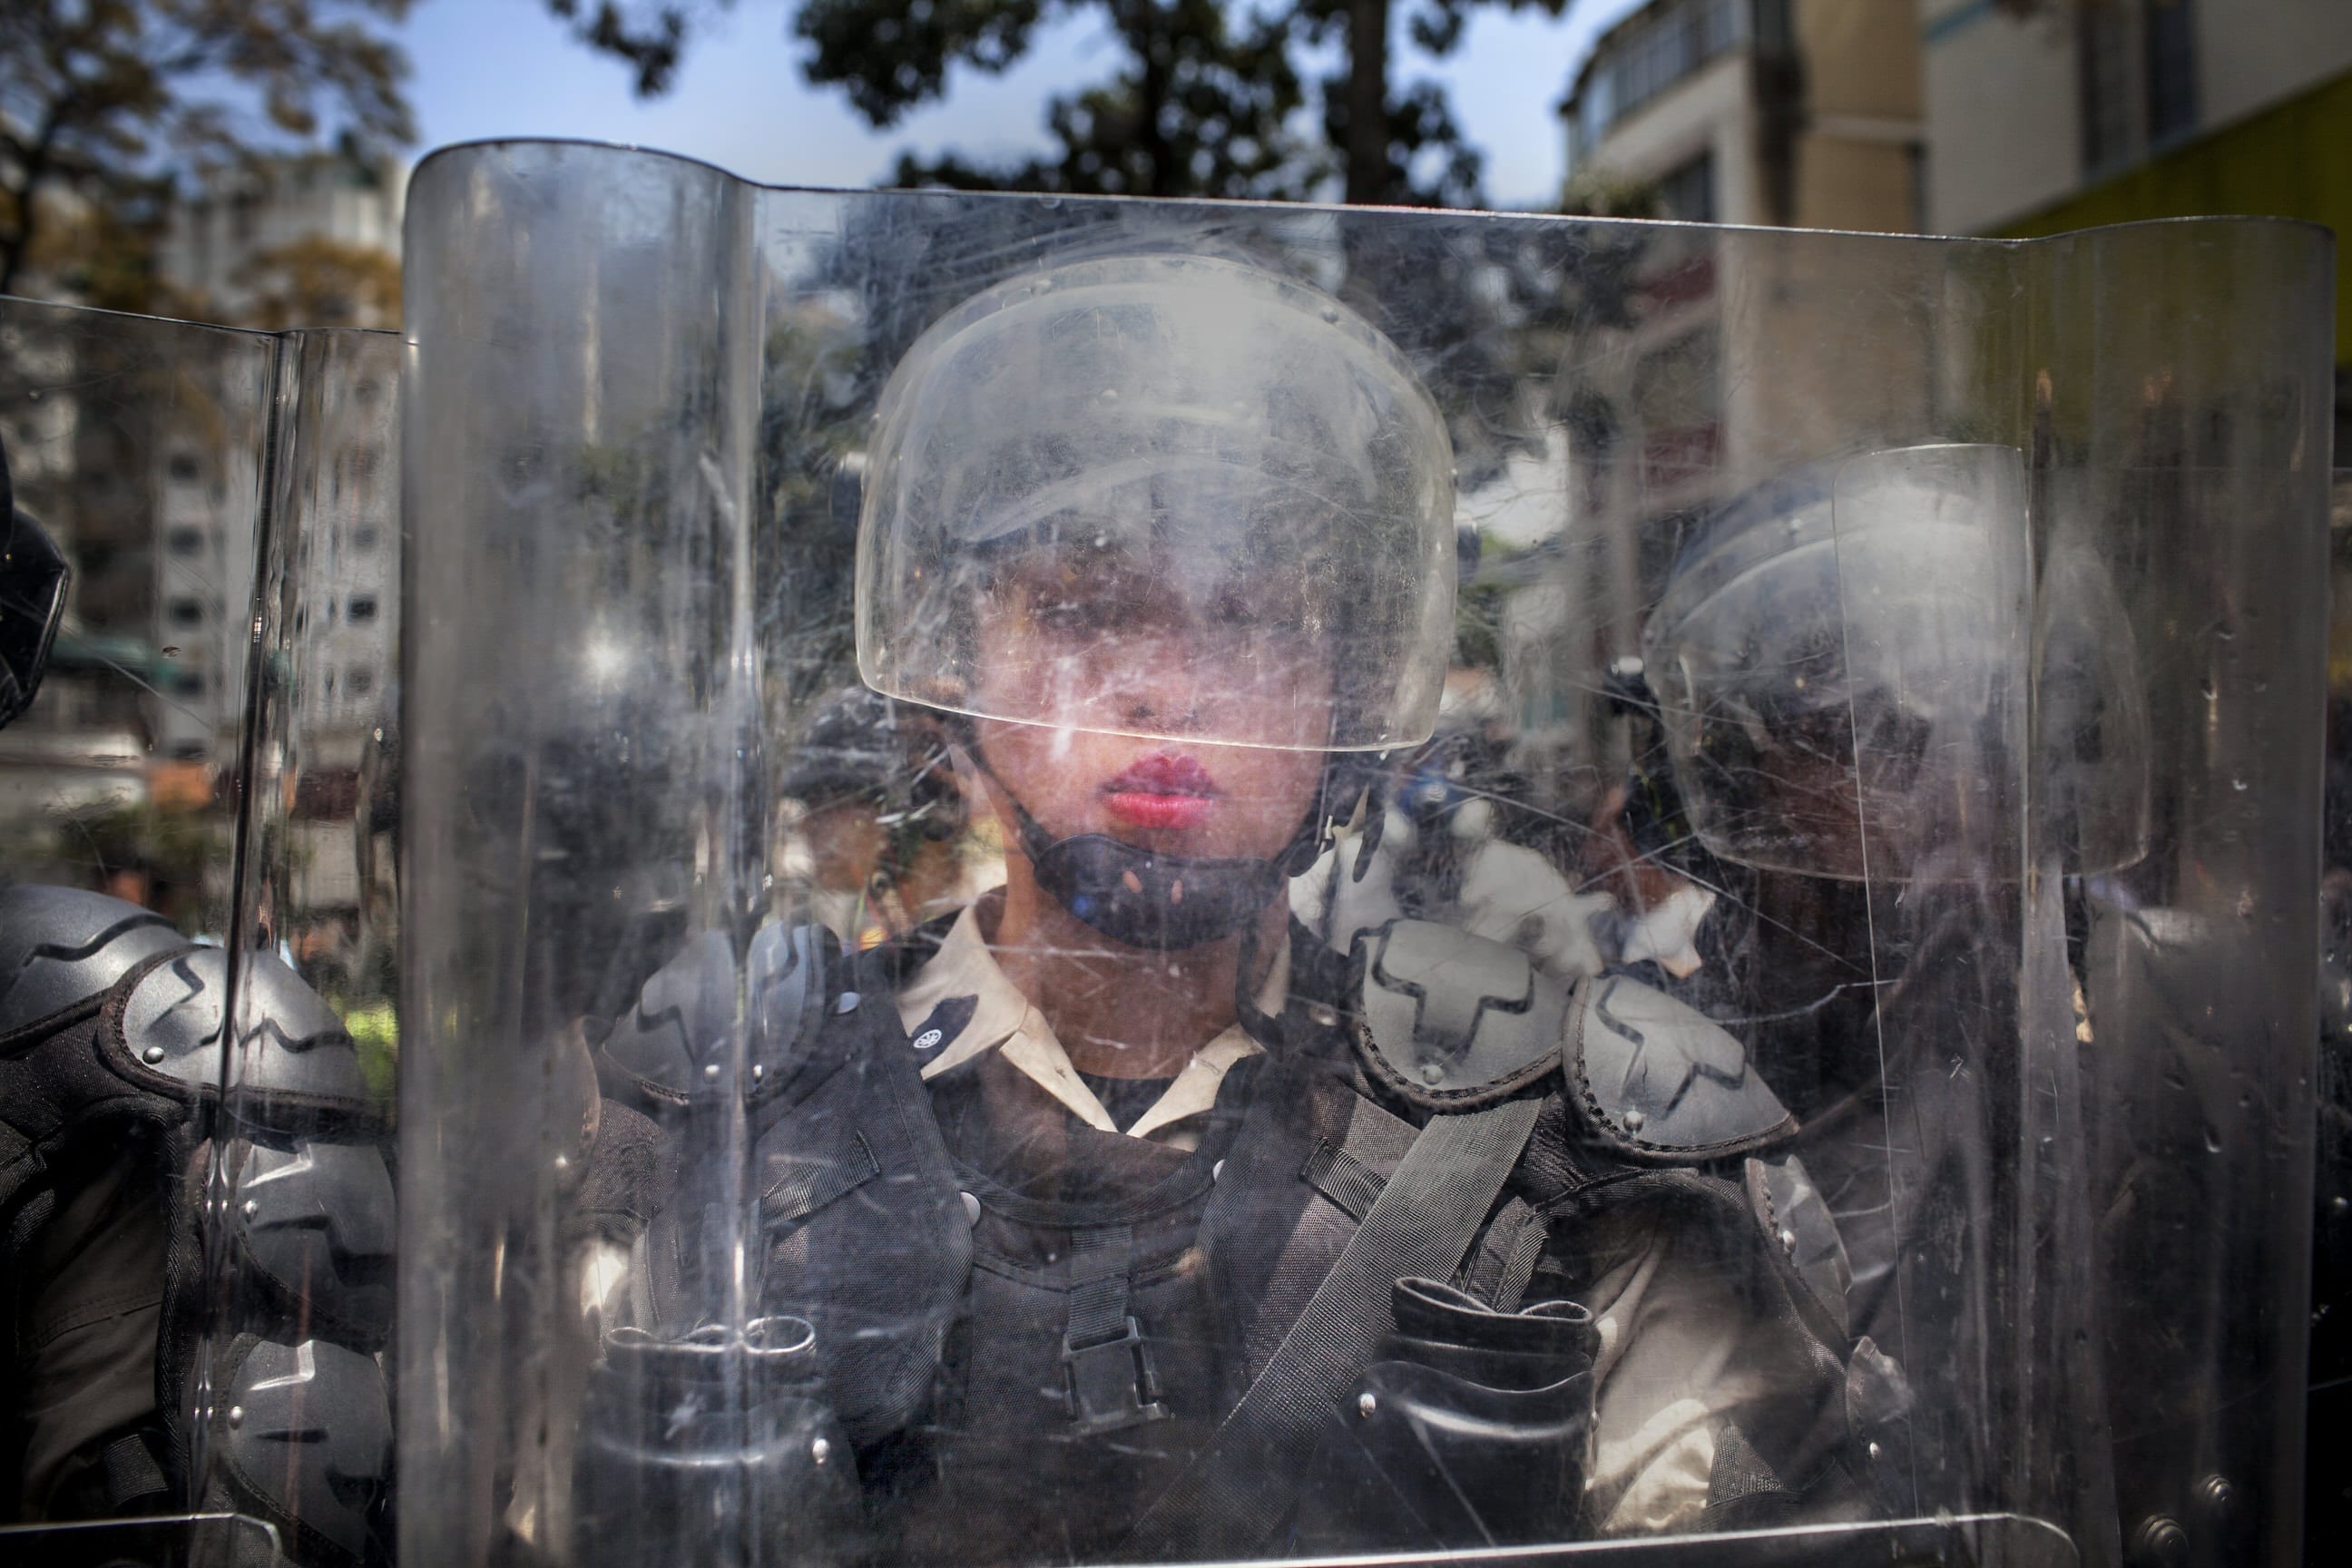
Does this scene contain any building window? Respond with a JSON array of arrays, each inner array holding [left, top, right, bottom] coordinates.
[[348, 594, 378, 624], [168, 598, 203, 628], [2145, 0, 2197, 145], [176, 669, 204, 697], [166, 453, 201, 483], [168, 525, 205, 556], [1569, 0, 1747, 170], [348, 667, 376, 697], [2079, 4, 2136, 175], [352, 524, 380, 551], [1656, 152, 1718, 223]]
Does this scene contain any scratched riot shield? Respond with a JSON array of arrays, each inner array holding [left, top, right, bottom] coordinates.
[[0, 299, 400, 1565], [397, 141, 2327, 1568]]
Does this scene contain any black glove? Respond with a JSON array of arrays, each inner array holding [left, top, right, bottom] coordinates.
[[1286, 1277, 1598, 1554]]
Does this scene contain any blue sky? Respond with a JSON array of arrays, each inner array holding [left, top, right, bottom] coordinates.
[[397, 0, 1644, 209]]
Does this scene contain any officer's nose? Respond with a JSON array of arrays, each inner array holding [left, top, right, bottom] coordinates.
[[1099, 626, 1205, 733]]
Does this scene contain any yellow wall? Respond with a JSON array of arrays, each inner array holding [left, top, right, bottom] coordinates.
[[1799, 0, 1923, 121], [2001, 69, 2352, 366], [1793, 137, 1916, 232]]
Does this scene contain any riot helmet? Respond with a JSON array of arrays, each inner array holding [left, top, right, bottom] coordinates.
[[855, 252, 1458, 948], [1641, 442, 2149, 884]]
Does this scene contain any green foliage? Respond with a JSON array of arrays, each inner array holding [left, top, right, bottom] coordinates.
[[881, 1, 1325, 200], [1455, 539, 1506, 667], [0, 0, 416, 299], [549, 0, 1577, 208]]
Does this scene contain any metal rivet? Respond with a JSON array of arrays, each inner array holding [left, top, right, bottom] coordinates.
[[1622, 1109, 1647, 1132], [1867, 1441, 1882, 1462], [2198, 1475, 2234, 1515], [228, 1406, 245, 1429], [750, 1063, 765, 1082], [1356, 1392, 1377, 1419], [554, 1154, 570, 1171], [960, 1192, 981, 1226], [836, 992, 861, 1014], [1211, 1161, 1225, 1182], [2132, 1515, 2189, 1568], [1778, 1228, 1798, 1253], [242, 1200, 259, 1220], [810, 1436, 831, 1466], [142, 1045, 167, 1064], [1418, 1062, 1445, 1085], [702, 1063, 721, 1082], [1306, 1004, 1339, 1030]]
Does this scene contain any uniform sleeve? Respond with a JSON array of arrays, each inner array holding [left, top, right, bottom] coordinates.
[[12, 1152, 170, 1517], [1575, 1202, 1849, 1535]]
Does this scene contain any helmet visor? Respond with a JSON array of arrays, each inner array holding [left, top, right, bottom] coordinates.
[[856, 255, 1455, 750]]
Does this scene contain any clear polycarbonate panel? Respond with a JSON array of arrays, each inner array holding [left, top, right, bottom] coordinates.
[[0, 298, 400, 1563], [397, 142, 2329, 1568], [0, 300, 274, 931], [2317, 468, 2352, 1555], [1646, 443, 2034, 881]]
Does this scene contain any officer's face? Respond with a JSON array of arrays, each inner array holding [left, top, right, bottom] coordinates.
[[969, 554, 1332, 863]]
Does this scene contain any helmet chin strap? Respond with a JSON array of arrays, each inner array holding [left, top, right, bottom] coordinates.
[[955, 728, 1345, 954]]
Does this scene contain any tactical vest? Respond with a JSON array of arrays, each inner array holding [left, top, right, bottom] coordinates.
[[577, 916, 1886, 1564]]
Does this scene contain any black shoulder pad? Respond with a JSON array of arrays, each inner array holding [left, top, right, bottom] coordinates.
[[1350, 918, 1569, 1109], [107, 946, 377, 1129], [1564, 973, 1795, 1161], [601, 924, 840, 1115], [0, 885, 185, 1035]]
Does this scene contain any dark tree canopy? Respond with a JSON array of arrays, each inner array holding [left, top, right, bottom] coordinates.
[[0, 0, 416, 299], [547, 0, 1573, 208]]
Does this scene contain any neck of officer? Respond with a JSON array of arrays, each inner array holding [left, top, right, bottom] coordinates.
[[987, 852, 1283, 1081]]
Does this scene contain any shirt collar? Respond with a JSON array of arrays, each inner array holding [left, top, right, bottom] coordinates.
[[897, 896, 1282, 1140]]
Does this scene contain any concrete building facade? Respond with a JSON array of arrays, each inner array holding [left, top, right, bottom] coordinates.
[[1561, 0, 1926, 234]]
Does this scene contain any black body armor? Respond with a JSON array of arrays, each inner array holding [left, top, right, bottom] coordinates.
[[0, 884, 394, 1566], [578, 913, 1877, 1564]]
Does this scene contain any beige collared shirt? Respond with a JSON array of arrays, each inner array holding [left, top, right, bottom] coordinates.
[[897, 898, 1282, 1145]]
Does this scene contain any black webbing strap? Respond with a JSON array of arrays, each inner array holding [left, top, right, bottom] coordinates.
[[97, 1427, 172, 1511], [1122, 1095, 1542, 1559], [1063, 1221, 1170, 1435], [1067, 1221, 1135, 1349]]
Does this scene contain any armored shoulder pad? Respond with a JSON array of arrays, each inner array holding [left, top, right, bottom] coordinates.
[[1350, 918, 1570, 1109], [601, 923, 838, 1115], [1564, 972, 1794, 1161], [0, 885, 185, 1034], [108, 946, 377, 1129]]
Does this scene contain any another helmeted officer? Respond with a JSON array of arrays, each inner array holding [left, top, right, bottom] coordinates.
[[0, 433, 394, 1563], [569, 253, 1876, 1566]]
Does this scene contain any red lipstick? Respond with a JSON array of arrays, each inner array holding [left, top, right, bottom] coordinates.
[[1102, 751, 1219, 830]]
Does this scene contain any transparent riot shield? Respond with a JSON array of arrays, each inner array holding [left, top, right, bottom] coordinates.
[[2313, 466, 2352, 1554], [397, 141, 2329, 1568], [0, 298, 401, 1563]]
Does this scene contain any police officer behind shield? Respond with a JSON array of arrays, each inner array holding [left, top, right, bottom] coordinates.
[[570, 252, 1872, 1567], [0, 431, 394, 1563]]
